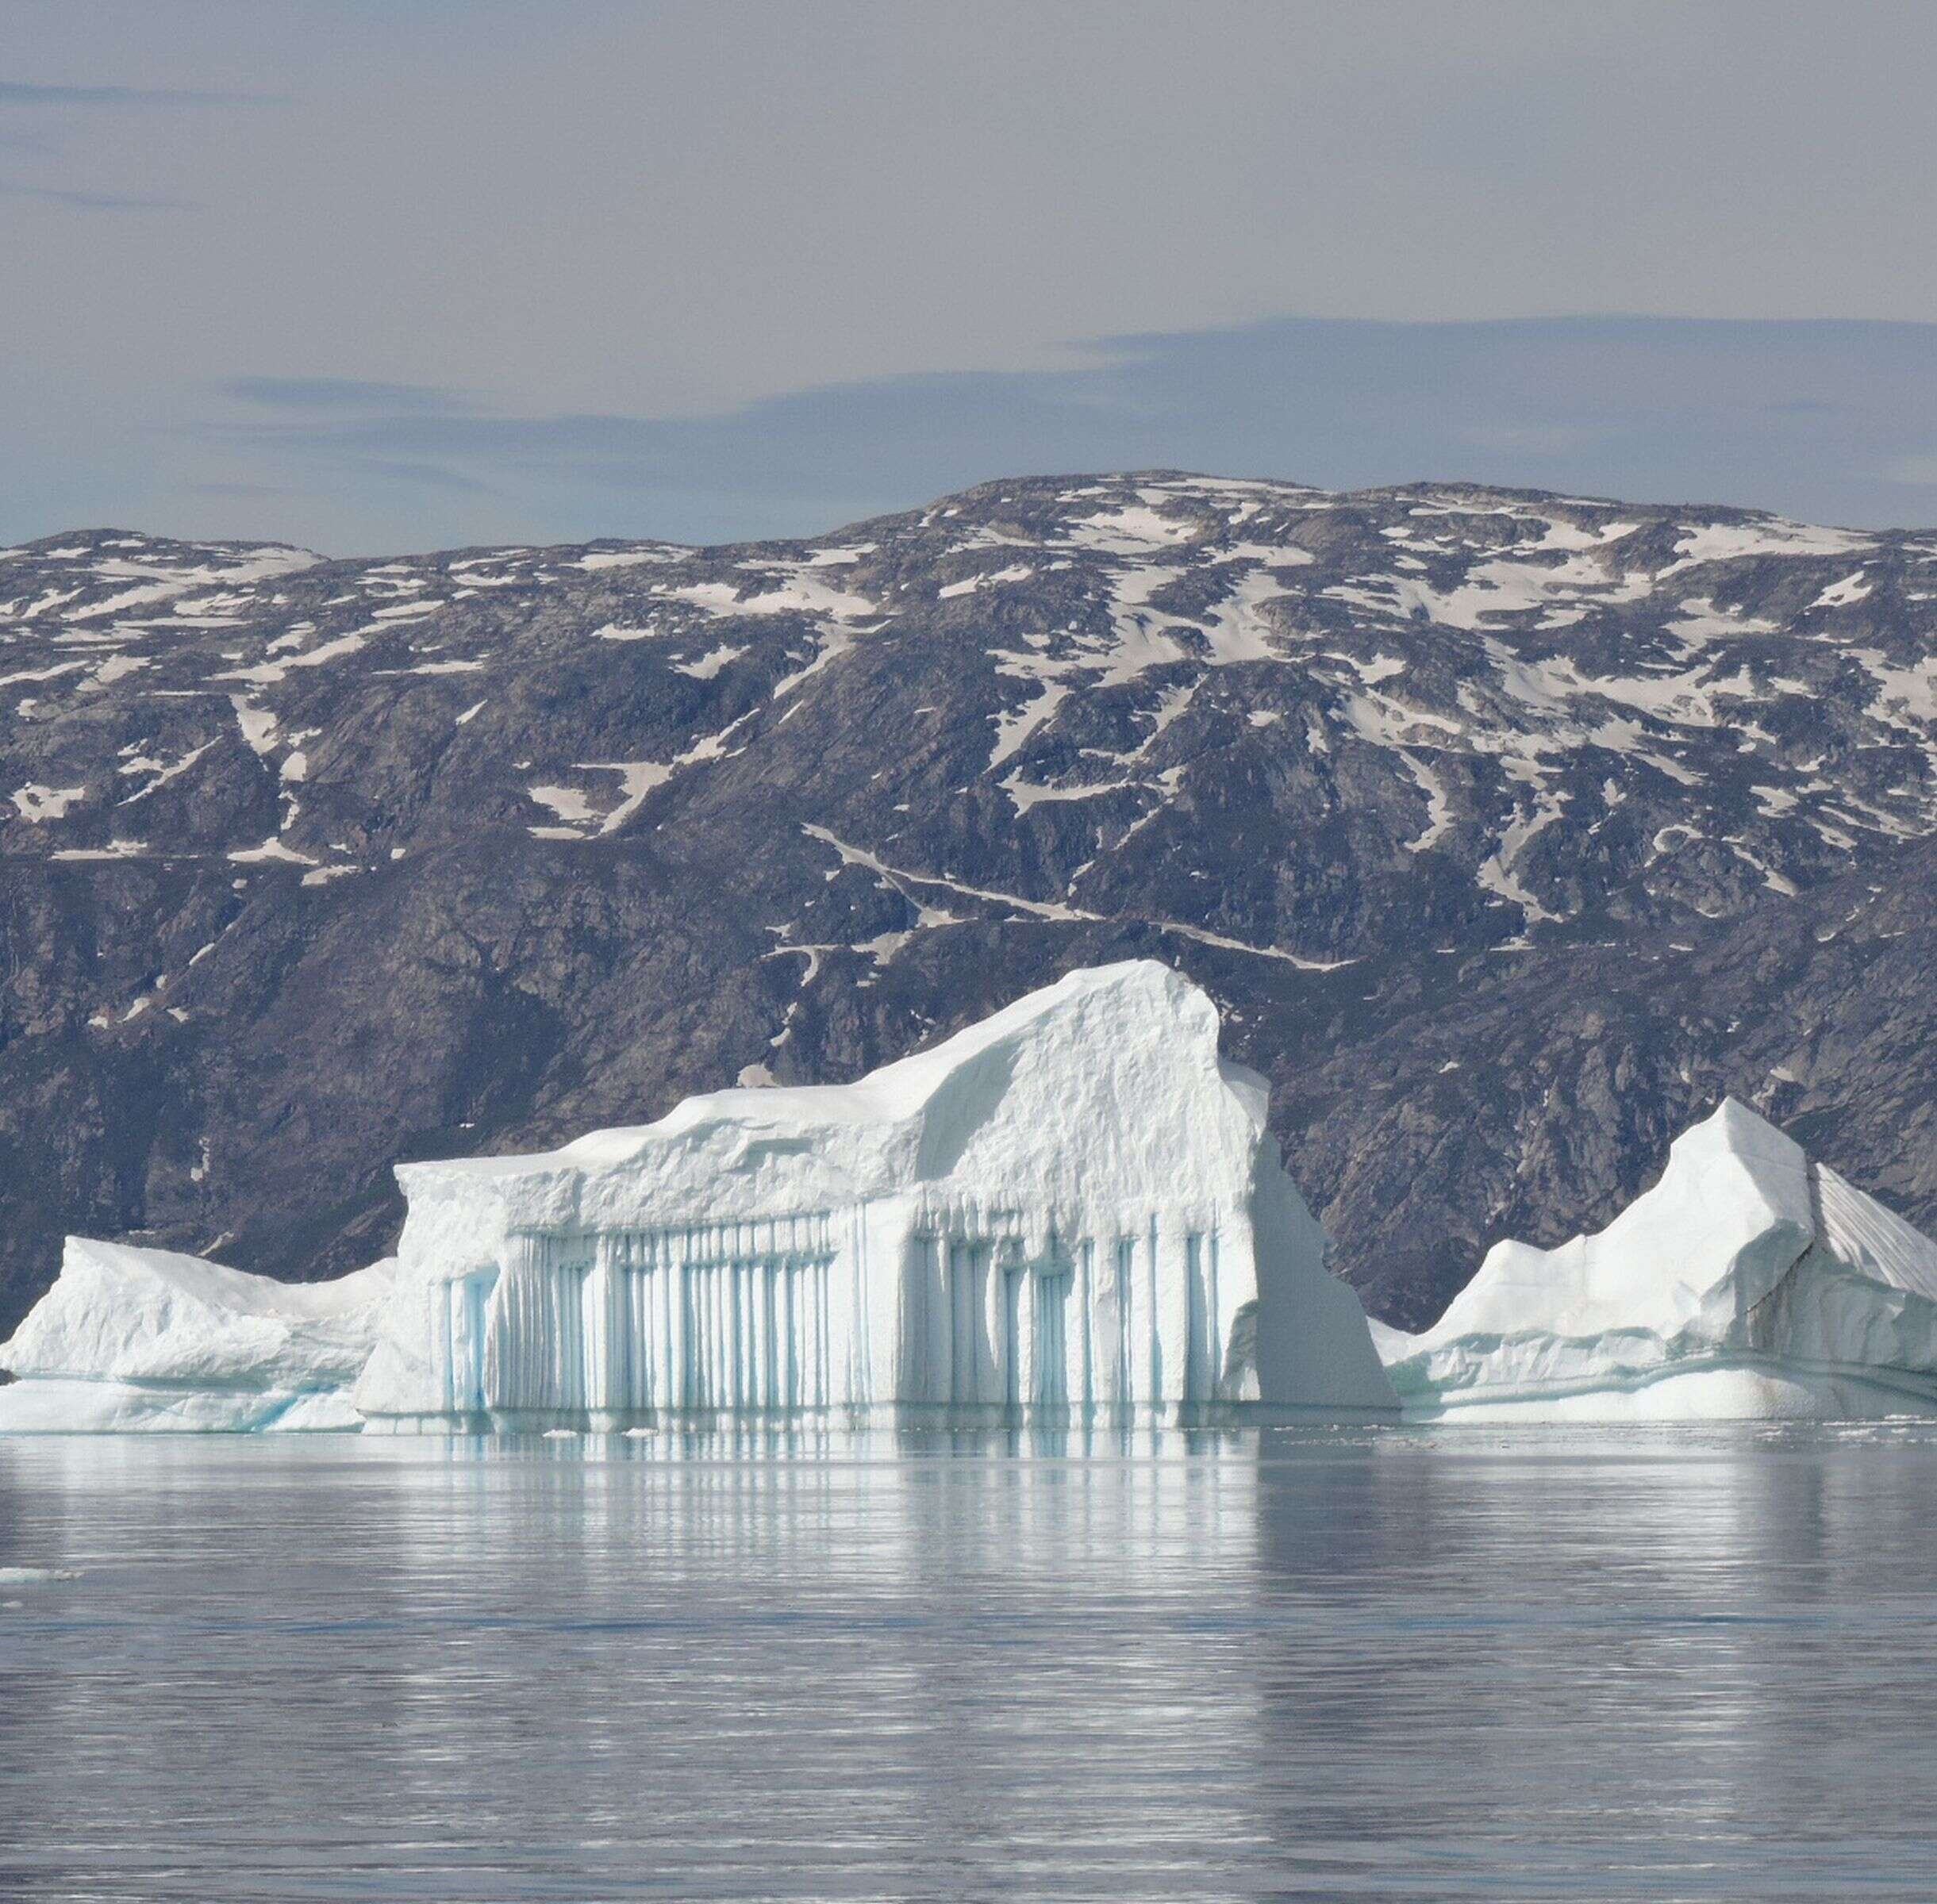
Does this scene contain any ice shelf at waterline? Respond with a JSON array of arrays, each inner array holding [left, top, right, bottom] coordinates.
[[1374, 1099, 1937, 1421], [0, 1238, 394, 1431], [355, 961, 1397, 1429]]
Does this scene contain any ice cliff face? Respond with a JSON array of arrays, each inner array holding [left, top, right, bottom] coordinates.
[[1378, 1099, 1937, 1419], [0, 1238, 393, 1431], [356, 961, 1397, 1428]]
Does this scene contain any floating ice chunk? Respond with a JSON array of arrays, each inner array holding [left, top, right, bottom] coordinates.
[[0, 1238, 395, 1433], [1378, 1100, 1937, 1420], [356, 962, 1397, 1430]]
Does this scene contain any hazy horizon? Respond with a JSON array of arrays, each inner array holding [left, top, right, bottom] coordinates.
[[8, 3, 1937, 551]]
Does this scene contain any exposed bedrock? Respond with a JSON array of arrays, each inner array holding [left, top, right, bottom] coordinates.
[[3, 476, 1935, 1334]]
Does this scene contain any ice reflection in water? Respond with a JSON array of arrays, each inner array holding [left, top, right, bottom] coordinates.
[[4, 1424, 1937, 1899]]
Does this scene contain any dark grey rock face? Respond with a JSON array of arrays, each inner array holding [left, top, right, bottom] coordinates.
[[2, 478, 1934, 1332]]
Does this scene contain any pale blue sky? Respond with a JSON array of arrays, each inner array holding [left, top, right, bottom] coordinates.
[[5, 2, 1936, 551]]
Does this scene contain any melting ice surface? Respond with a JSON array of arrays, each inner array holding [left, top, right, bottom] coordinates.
[[358, 960, 1394, 1429], [10, 1426, 1937, 1901]]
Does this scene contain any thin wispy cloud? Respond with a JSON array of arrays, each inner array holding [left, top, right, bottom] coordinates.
[[0, 179, 181, 210], [357, 459, 494, 495], [0, 79, 255, 108], [221, 378, 472, 415], [188, 481, 310, 500], [0, 73, 256, 211]]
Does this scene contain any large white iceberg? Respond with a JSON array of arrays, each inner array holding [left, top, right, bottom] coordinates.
[[0, 962, 1395, 1433], [356, 960, 1397, 1429], [1377, 1098, 1937, 1421], [0, 1238, 394, 1432]]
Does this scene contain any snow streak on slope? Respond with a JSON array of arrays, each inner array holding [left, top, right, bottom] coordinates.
[[6, 482, 1935, 954]]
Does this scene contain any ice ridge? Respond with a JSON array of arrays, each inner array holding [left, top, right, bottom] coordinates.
[[1377, 1098, 1937, 1420]]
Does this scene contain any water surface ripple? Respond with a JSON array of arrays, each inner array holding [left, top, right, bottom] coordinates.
[[4, 1422, 1935, 1901]]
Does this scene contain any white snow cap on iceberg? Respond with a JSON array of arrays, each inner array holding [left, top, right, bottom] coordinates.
[[357, 959, 1397, 1428], [0, 1238, 394, 1432], [1378, 1097, 1937, 1421]]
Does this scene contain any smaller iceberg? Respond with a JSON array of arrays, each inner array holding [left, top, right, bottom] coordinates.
[[1378, 1099, 1937, 1421], [0, 1238, 394, 1432]]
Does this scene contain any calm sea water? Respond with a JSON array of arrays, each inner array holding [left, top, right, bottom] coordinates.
[[5, 1422, 1937, 1902]]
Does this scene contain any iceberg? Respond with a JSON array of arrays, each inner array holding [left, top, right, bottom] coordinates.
[[0, 964, 1392, 1433], [356, 961, 1397, 1429], [0, 1237, 394, 1432], [1377, 1098, 1937, 1421]]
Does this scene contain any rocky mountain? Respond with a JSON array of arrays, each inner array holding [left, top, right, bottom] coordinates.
[[3, 473, 1935, 1334]]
